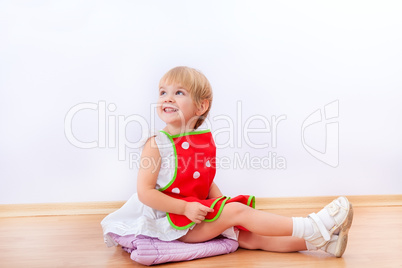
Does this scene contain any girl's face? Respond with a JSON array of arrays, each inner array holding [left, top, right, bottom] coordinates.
[[157, 83, 200, 130]]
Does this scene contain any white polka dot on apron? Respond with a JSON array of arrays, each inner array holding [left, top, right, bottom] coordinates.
[[206, 160, 211, 167], [181, 142, 190, 149], [172, 187, 180, 194], [193, 171, 200, 179]]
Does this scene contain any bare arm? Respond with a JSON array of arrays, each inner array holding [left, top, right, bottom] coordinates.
[[208, 182, 223, 199], [137, 137, 213, 223]]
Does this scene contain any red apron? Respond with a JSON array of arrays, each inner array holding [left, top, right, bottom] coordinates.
[[159, 130, 255, 230]]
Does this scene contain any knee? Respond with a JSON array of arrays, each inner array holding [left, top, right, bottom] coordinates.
[[222, 203, 249, 219]]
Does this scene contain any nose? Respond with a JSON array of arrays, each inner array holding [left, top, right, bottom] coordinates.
[[164, 92, 174, 103]]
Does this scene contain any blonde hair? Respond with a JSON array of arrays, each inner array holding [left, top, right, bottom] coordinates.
[[159, 66, 213, 129]]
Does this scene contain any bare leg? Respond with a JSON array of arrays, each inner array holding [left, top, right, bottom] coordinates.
[[179, 203, 293, 243], [238, 231, 307, 252]]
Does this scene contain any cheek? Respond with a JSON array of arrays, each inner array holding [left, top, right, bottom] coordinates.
[[156, 99, 165, 110], [156, 101, 163, 116], [182, 99, 195, 110]]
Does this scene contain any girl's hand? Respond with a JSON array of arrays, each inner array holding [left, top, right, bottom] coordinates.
[[184, 202, 214, 224]]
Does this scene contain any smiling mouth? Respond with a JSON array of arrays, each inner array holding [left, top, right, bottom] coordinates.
[[163, 107, 178, 113]]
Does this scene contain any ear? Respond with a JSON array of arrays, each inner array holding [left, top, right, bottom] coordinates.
[[196, 99, 209, 116]]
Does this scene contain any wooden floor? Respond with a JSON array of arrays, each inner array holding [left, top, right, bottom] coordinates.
[[0, 206, 401, 268]]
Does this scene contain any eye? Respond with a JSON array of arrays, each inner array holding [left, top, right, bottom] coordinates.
[[176, 90, 184, 95], [159, 90, 166, 96]]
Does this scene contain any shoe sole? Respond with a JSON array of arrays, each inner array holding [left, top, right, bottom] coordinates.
[[334, 202, 354, 257]]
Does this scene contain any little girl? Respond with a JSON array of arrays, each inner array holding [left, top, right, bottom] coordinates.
[[101, 66, 353, 258]]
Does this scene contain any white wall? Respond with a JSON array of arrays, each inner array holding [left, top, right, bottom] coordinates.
[[1, 1, 401, 204]]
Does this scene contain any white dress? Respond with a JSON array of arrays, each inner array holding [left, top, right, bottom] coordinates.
[[101, 130, 237, 247]]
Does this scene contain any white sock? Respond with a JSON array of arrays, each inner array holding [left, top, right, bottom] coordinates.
[[292, 217, 314, 238]]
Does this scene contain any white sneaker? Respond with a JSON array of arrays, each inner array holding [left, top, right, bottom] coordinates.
[[304, 197, 353, 249]]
